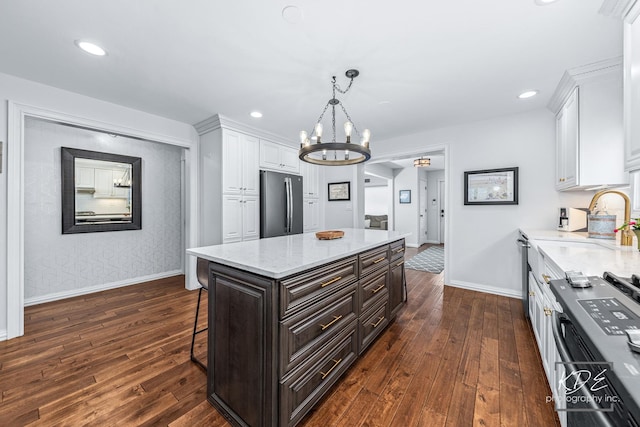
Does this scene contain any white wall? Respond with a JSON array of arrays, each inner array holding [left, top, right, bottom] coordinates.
[[371, 109, 597, 297], [23, 118, 183, 303], [365, 186, 389, 215], [0, 71, 198, 339], [393, 166, 420, 247], [323, 165, 364, 229]]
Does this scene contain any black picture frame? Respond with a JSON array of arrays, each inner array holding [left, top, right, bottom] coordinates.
[[328, 181, 350, 201], [61, 147, 142, 234], [399, 190, 411, 204], [464, 167, 518, 205]]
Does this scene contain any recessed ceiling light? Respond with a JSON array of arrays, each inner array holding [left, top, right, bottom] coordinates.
[[250, 111, 263, 118], [75, 40, 107, 56], [518, 90, 538, 99], [535, 0, 558, 5]]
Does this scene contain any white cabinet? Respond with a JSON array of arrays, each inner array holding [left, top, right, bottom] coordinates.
[[75, 166, 95, 188], [222, 129, 259, 196], [259, 139, 300, 174], [300, 161, 321, 198], [625, 2, 640, 172], [222, 194, 260, 243], [93, 168, 129, 199], [300, 161, 322, 232], [549, 58, 627, 190], [303, 199, 320, 232], [555, 88, 579, 190], [197, 115, 266, 246]]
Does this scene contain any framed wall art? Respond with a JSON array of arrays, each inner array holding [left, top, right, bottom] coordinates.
[[399, 190, 411, 204], [464, 167, 518, 205], [328, 181, 350, 201]]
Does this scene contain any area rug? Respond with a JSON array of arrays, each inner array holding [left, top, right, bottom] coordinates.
[[404, 246, 444, 273]]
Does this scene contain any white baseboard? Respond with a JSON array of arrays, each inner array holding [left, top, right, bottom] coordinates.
[[447, 279, 521, 299], [0, 329, 7, 342], [422, 240, 441, 244], [24, 270, 184, 307], [406, 243, 419, 248]]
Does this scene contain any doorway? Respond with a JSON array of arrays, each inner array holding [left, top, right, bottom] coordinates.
[[438, 179, 446, 244]]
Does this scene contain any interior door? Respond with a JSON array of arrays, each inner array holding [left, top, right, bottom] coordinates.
[[438, 180, 445, 244], [419, 178, 427, 245]]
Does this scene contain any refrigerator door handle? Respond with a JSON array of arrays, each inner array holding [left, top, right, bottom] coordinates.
[[285, 177, 292, 233]]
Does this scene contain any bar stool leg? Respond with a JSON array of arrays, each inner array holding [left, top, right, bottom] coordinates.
[[190, 287, 207, 371]]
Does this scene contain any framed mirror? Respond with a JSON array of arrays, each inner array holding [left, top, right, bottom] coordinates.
[[61, 147, 142, 234]]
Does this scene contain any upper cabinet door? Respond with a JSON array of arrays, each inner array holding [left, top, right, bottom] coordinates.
[[561, 88, 579, 189], [259, 139, 301, 174], [280, 146, 300, 174], [259, 140, 282, 170], [222, 129, 243, 194], [242, 134, 260, 195]]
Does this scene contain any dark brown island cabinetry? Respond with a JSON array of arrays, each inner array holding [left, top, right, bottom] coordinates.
[[203, 238, 406, 427]]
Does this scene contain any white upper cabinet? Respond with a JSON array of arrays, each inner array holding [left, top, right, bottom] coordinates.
[[259, 139, 300, 174], [548, 57, 628, 190], [624, 1, 640, 172], [555, 88, 579, 190], [300, 161, 321, 198], [222, 129, 259, 195], [75, 166, 95, 188]]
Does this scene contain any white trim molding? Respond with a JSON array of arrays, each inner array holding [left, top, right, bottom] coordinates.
[[447, 280, 521, 299], [24, 270, 184, 307], [547, 56, 623, 114], [600, 0, 637, 18], [5, 101, 198, 339]]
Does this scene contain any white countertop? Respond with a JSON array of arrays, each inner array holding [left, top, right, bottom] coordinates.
[[187, 228, 410, 279], [520, 228, 640, 277]]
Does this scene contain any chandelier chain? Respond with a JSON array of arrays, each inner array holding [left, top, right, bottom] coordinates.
[[339, 103, 360, 137]]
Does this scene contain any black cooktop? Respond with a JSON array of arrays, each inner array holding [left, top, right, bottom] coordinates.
[[577, 297, 640, 336], [550, 276, 640, 419]]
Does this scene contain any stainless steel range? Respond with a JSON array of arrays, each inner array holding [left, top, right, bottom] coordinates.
[[550, 273, 640, 427]]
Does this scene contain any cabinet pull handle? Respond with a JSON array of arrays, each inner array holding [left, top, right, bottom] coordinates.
[[542, 274, 551, 284], [395, 248, 405, 253], [371, 316, 385, 328], [372, 284, 385, 294], [396, 261, 404, 267], [544, 307, 553, 317], [319, 358, 342, 380], [319, 315, 343, 331], [372, 257, 386, 264], [320, 276, 342, 288]]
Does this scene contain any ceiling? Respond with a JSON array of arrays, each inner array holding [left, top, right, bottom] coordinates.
[[0, 1, 622, 146]]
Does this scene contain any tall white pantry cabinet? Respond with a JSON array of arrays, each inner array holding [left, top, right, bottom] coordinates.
[[196, 115, 262, 246], [195, 114, 324, 246]]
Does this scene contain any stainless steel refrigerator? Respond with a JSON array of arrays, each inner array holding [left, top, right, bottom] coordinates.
[[260, 170, 303, 238]]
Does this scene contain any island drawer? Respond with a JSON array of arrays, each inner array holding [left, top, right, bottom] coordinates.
[[279, 285, 357, 376], [359, 295, 389, 354], [359, 268, 389, 313], [280, 322, 358, 427], [389, 239, 405, 261], [359, 244, 389, 278], [280, 256, 358, 319]]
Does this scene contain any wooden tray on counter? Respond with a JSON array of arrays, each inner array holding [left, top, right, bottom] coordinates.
[[315, 230, 344, 240]]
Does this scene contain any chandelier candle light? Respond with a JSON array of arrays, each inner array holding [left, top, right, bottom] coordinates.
[[298, 69, 372, 166]]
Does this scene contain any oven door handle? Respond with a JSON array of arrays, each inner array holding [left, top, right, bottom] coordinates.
[[551, 311, 615, 427]]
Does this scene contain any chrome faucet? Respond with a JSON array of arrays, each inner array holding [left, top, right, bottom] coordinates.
[[588, 190, 632, 246]]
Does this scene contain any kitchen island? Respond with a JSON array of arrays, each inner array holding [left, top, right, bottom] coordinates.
[[187, 229, 408, 427]]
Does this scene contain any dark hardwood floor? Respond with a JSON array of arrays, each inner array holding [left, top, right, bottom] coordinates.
[[0, 247, 559, 426]]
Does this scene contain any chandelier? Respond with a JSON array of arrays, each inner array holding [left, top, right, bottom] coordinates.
[[413, 157, 431, 167], [298, 69, 371, 166]]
